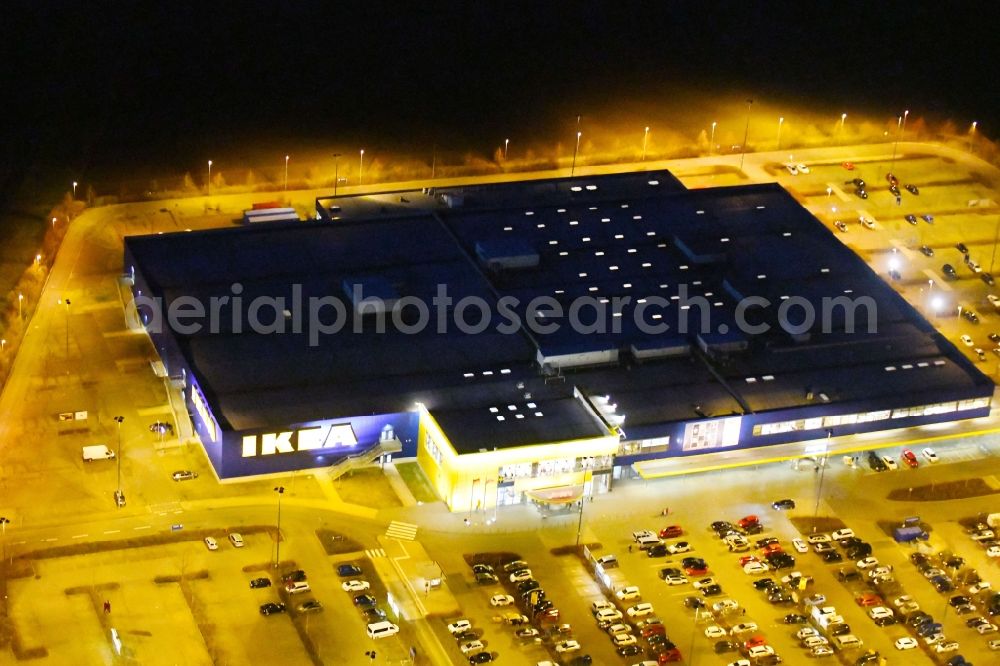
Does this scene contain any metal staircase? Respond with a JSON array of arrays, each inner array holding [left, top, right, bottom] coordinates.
[[327, 438, 402, 481]]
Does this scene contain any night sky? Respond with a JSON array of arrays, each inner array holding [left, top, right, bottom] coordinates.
[[3, 1, 999, 198]]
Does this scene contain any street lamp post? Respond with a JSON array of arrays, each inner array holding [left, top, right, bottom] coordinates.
[[207, 160, 213, 196], [61, 298, 71, 357], [970, 121, 978, 153], [284, 155, 289, 192], [0, 517, 9, 565], [273, 486, 285, 568], [990, 215, 1000, 274], [776, 117, 784, 150], [18, 293, 23, 319], [838, 113, 847, 145], [114, 416, 124, 501], [1, 339, 6, 352], [504, 138, 509, 161], [72, 181, 78, 198], [359, 149, 365, 185], [710, 121, 717, 154], [642, 126, 650, 161], [739, 99, 754, 171], [813, 430, 832, 522], [574, 494, 586, 547], [889, 110, 909, 176], [571, 131, 582, 177], [333, 154, 342, 196]]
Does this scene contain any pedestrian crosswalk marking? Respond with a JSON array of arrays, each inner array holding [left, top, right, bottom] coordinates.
[[365, 548, 386, 559], [385, 521, 418, 541]]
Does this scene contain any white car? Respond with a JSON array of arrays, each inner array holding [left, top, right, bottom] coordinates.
[[509, 569, 533, 582], [921, 447, 939, 462], [881, 455, 898, 470], [743, 561, 769, 575], [989, 294, 1000, 308], [792, 538, 808, 553], [204, 536, 218, 551], [730, 622, 758, 635], [976, 622, 998, 634], [970, 581, 992, 594], [803, 636, 829, 648], [704, 625, 727, 638], [228, 533, 244, 548], [796, 163, 810, 174], [970, 260, 983, 273], [784, 164, 799, 176], [667, 541, 692, 554], [616, 586, 641, 601], [831, 528, 855, 541], [811, 646, 834, 657], [856, 557, 879, 569], [988, 545, 1000, 558], [632, 529, 656, 541], [693, 577, 717, 590], [712, 599, 739, 614], [797, 627, 819, 639], [664, 574, 688, 585], [747, 645, 775, 658], [806, 533, 831, 544], [612, 633, 637, 647], [895, 637, 918, 650], [490, 594, 515, 607], [869, 606, 893, 620], [341, 579, 370, 592], [934, 641, 960, 653], [554, 640, 581, 653], [591, 600, 615, 614], [460, 640, 485, 655], [626, 603, 654, 617], [960, 336, 974, 349], [447, 620, 472, 635], [860, 217, 875, 230]]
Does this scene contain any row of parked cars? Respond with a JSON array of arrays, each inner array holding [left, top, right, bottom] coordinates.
[[256, 568, 322, 617]]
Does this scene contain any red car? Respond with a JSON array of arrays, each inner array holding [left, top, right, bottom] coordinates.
[[856, 593, 883, 607], [745, 635, 768, 649], [659, 525, 684, 539], [762, 543, 784, 557], [684, 565, 708, 576], [901, 449, 919, 468], [642, 624, 666, 638], [737, 515, 759, 529], [842, 161, 855, 170], [738, 555, 759, 567], [886, 172, 899, 186], [657, 648, 682, 663]]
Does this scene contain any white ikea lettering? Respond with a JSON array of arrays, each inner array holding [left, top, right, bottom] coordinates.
[[261, 432, 294, 455], [242, 423, 360, 457]]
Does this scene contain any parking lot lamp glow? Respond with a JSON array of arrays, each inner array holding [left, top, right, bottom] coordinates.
[[333, 154, 342, 196], [739, 99, 753, 171], [359, 149, 365, 184], [642, 126, 649, 161], [207, 160, 213, 196], [504, 138, 509, 160], [571, 131, 582, 176], [114, 416, 124, 500], [284, 155, 289, 192], [710, 121, 716, 153], [838, 113, 847, 145], [776, 117, 784, 149]]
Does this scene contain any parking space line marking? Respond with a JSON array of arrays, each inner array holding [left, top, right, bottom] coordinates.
[[72, 534, 88, 539], [134, 525, 151, 531], [104, 529, 120, 534], [43, 537, 57, 542]]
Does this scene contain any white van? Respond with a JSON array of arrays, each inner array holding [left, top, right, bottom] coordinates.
[[834, 634, 863, 650], [595, 608, 623, 622], [284, 581, 311, 594], [366, 621, 399, 639], [636, 535, 661, 550]]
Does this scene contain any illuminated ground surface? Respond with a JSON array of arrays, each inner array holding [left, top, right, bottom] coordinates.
[[1, 142, 999, 665]]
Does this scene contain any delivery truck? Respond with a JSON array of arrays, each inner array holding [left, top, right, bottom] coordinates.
[[82, 444, 115, 461]]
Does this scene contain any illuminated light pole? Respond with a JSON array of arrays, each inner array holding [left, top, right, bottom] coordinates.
[[284, 155, 289, 192], [60, 298, 71, 357], [776, 117, 784, 150], [571, 131, 582, 177], [970, 121, 978, 153], [838, 113, 847, 146], [207, 160, 213, 196], [990, 215, 1000, 274], [72, 181, 78, 198], [504, 138, 509, 160], [642, 126, 650, 161], [1, 339, 6, 351], [273, 486, 285, 568], [710, 121, 716, 154], [813, 429, 833, 523], [359, 149, 365, 185], [51, 216, 57, 228], [114, 416, 124, 503], [18, 293, 23, 320], [333, 154, 341, 196], [739, 98, 753, 171], [889, 110, 909, 175]]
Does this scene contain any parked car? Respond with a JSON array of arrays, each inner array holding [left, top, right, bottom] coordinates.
[[259, 602, 286, 616]]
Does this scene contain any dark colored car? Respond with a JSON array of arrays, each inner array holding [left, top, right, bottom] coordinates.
[[683, 596, 705, 609], [783, 613, 808, 624], [837, 567, 862, 582], [905, 184, 919, 195], [353, 594, 377, 609], [847, 543, 872, 559], [920, 245, 934, 257], [768, 591, 794, 605], [469, 653, 494, 665], [658, 567, 683, 579], [743, 523, 765, 535], [472, 564, 494, 575], [710, 521, 735, 535], [475, 573, 498, 585], [282, 570, 307, 583], [854, 188, 868, 199], [647, 543, 669, 557], [771, 499, 795, 510], [852, 178, 866, 189], [943, 264, 957, 279], [260, 602, 286, 615], [363, 608, 388, 623], [516, 580, 540, 593], [905, 214, 918, 225], [867, 451, 887, 472], [297, 600, 323, 613], [701, 584, 723, 597], [963, 309, 980, 324], [250, 577, 271, 589], [336, 564, 362, 577], [754, 578, 777, 590], [617, 645, 643, 657], [822, 551, 844, 563], [681, 557, 707, 568], [714, 640, 738, 653], [567, 656, 593, 666], [889, 184, 901, 197], [982, 273, 995, 286], [756, 537, 780, 548], [829, 622, 851, 636], [957, 243, 969, 254]]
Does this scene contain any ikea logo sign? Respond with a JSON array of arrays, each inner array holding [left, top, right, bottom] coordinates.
[[242, 424, 359, 457]]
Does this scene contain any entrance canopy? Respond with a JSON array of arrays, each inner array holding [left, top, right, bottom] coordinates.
[[525, 484, 585, 505]]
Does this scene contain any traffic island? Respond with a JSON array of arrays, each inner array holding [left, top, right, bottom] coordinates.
[[887, 477, 999, 501]]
